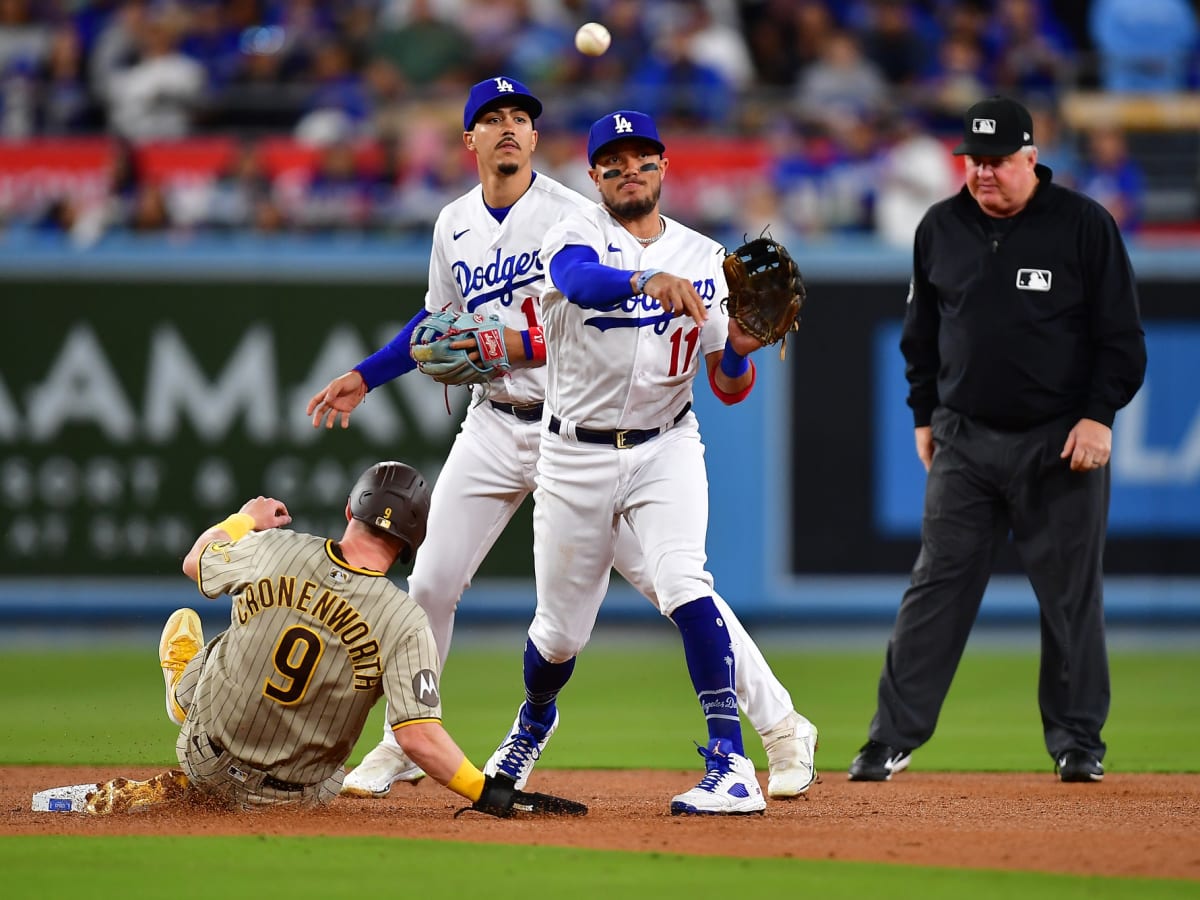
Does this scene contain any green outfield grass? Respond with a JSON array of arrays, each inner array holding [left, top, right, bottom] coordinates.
[[0, 836, 1195, 900], [3, 638, 1198, 773], [4, 635, 1197, 898]]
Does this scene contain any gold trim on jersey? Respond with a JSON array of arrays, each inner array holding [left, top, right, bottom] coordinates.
[[324, 540, 385, 575], [392, 717, 442, 730]]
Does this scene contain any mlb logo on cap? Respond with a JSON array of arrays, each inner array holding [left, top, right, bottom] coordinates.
[[587, 110, 666, 165], [463, 76, 543, 131], [954, 95, 1035, 157]]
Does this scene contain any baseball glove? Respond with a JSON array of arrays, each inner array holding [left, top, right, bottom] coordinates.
[[457, 774, 588, 819], [722, 236, 805, 359], [410, 310, 511, 385]]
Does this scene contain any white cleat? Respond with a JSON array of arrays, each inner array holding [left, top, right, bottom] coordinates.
[[762, 711, 818, 798], [341, 741, 426, 798], [670, 739, 766, 816], [483, 704, 558, 790]]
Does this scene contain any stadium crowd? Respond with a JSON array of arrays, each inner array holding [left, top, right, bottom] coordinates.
[[0, 0, 1195, 244]]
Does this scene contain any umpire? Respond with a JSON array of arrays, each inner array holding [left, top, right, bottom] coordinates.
[[848, 96, 1146, 784]]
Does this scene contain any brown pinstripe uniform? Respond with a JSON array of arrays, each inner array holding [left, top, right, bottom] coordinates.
[[173, 529, 441, 808]]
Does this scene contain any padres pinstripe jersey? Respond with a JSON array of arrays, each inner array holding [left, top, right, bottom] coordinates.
[[191, 529, 441, 787]]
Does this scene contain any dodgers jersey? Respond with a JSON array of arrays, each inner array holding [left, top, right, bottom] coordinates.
[[426, 173, 593, 406], [540, 205, 730, 427], [193, 529, 441, 787]]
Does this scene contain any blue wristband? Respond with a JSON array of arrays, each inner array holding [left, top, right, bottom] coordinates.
[[719, 341, 749, 378], [635, 268, 663, 295]]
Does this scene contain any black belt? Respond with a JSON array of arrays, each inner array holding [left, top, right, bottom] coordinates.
[[549, 402, 692, 449], [207, 737, 306, 793], [489, 400, 544, 422]]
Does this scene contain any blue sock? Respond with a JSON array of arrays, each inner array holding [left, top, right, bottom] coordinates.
[[670, 596, 743, 755], [521, 637, 575, 732]]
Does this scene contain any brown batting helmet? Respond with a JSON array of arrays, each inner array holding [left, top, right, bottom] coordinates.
[[348, 461, 431, 564]]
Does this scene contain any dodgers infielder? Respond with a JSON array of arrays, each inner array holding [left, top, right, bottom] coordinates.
[[164, 462, 515, 812], [483, 110, 784, 815], [306, 79, 815, 800]]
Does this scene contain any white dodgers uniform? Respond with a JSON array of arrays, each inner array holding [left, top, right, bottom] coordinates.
[[393, 173, 792, 735], [529, 204, 729, 659]]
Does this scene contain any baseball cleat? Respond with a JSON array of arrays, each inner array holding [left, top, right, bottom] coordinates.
[[159, 608, 203, 726], [1056, 749, 1104, 783], [85, 769, 191, 815], [483, 703, 558, 789], [762, 711, 819, 798], [670, 739, 766, 816], [847, 740, 912, 781], [341, 741, 427, 797]]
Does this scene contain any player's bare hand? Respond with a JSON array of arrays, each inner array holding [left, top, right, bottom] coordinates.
[[307, 371, 367, 430], [1060, 418, 1111, 472], [238, 496, 292, 530], [914, 425, 935, 472], [726, 317, 764, 357], [644, 273, 708, 324]]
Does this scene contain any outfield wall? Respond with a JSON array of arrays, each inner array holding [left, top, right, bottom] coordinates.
[[4, 235, 1198, 624]]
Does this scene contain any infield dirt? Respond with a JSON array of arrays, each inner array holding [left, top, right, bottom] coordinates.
[[3, 766, 1198, 880]]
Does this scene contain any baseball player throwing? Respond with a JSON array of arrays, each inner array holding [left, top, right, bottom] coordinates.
[[484, 110, 780, 815], [153, 461, 582, 816], [306, 78, 816, 801]]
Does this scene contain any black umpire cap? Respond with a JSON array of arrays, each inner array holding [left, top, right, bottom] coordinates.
[[348, 461, 431, 564], [953, 95, 1035, 157]]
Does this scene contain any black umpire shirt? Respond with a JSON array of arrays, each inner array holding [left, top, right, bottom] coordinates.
[[901, 164, 1147, 431]]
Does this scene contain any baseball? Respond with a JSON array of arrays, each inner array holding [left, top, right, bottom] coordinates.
[[574, 22, 611, 57]]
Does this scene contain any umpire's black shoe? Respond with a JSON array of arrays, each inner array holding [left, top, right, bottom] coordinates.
[[1056, 749, 1104, 783], [847, 740, 913, 781]]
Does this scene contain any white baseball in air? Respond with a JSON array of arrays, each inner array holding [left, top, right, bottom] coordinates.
[[574, 22, 611, 57]]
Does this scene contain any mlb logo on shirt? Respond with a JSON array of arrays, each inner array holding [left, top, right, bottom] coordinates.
[[972, 118, 997, 134], [1016, 268, 1052, 291]]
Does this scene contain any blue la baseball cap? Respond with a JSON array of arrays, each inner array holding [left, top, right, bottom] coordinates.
[[463, 76, 543, 131], [587, 110, 666, 165]]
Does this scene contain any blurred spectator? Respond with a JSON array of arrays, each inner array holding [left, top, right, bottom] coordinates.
[[176, 140, 282, 232], [769, 124, 831, 235], [90, 0, 149, 102], [822, 113, 880, 234], [1077, 124, 1145, 233], [988, 0, 1070, 100], [917, 33, 989, 132], [794, 29, 888, 127], [1027, 101, 1079, 188], [629, 28, 733, 127], [37, 25, 96, 134], [677, 0, 756, 90], [741, 0, 802, 86], [859, 0, 931, 88], [301, 40, 369, 128], [105, 10, 208, 141], [369, 0, 470, 88], [1089, 0, 1198, 92], [0, 0, 49, 75], [179, 0, 244, 87], [130, 181, 171, 231], [875, 111, 957, 247], [503, 0, 575, 85], [288, 138, 372, 232]]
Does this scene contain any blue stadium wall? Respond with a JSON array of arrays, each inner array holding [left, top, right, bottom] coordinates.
[[3, 233, 1198, 625]]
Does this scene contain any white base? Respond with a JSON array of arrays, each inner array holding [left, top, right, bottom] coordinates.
[[32, 783, 96, 813]]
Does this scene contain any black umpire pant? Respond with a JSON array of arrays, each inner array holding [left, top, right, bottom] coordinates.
[[868, 407, 1111, 761]]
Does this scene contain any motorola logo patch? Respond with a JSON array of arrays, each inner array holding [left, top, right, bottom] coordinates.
[[412, 669, 440, 707]]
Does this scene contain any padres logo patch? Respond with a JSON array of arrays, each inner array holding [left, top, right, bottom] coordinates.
[[1016, 269, 1052, 291]]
